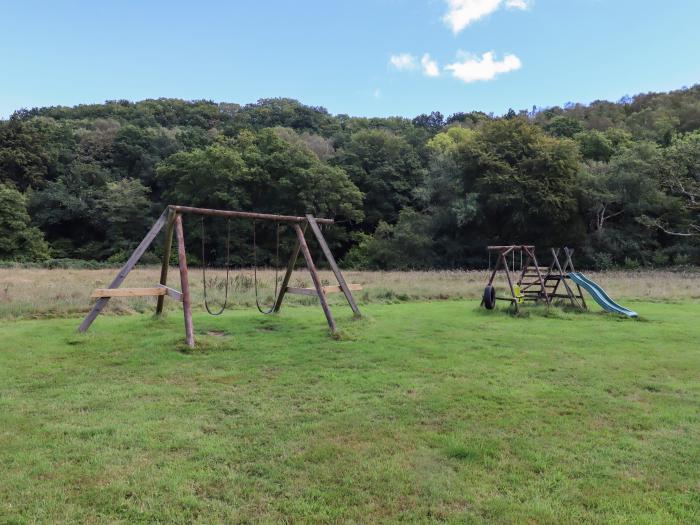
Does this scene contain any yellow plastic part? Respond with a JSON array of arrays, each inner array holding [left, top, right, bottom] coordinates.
[[513, 284, 524, 304]]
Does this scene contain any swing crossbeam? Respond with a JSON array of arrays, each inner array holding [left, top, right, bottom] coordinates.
[[78, 205, 360, 348], [170, 206, 334, 224]]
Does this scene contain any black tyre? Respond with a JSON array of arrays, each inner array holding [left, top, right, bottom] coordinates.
[[483, 285, 496, 310]]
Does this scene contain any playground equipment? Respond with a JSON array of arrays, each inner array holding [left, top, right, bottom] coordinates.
[[482, 245, 637, 316], [482, 245, 586, 313], [568, 272, 638, 317], [79, 205, 362, 347]]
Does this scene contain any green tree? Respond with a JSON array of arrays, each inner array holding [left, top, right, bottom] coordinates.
[[344, 209, 436, 270], [0, 183, 50, 260], [544, 116, 584, 138], [333, 129, 426, 229]]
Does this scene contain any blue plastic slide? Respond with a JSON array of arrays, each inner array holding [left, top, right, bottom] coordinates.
[[568, 272, 638, 318]]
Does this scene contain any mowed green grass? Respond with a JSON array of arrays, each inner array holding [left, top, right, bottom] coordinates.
[[1, 301, 699, 524]]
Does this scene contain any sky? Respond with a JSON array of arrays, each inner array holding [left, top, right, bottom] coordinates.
[[1, 0, 700, 119]]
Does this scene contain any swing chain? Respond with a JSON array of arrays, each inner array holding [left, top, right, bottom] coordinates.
[[253, 219, 281, 315], [201, 216, 231, 316]]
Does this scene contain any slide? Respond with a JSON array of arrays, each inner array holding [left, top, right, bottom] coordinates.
[[568, 272, 638, 318]]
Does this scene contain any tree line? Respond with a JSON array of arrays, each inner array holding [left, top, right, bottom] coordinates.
[[1, 86, 700, 269]]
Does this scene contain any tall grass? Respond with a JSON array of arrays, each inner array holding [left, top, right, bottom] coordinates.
[[1, 266, 699, 319]]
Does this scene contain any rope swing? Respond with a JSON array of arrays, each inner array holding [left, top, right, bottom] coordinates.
[[253, 219, 281, 315], [200, 216, 230, 316]]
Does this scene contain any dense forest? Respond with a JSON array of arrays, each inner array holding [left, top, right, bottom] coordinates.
[[2, 85, 700, 269]]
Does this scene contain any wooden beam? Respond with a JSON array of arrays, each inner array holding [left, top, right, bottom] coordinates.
[[169, 205, 334, 224], [323, 284, 362, 294], [91, 287, 166, 298], [285, 287, 319, 297], [158, 284, 183, 302], [293, 223, 337, 333], [156, 208, 176, 314], [78, 209, 168, 333], [273, 227, 305, 313], [175, 214, 195, 348], [285, 284, 363, 297], [306, 214, 361, 317]]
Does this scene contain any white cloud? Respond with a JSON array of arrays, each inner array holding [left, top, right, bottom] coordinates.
[[445, 51, 522, 83], [443, 0, 531, 33], [389, 53, 417, 71], [421, 54, 440, 77]]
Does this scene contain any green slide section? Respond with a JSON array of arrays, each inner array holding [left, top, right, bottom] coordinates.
[[568, 272, 638, 318]]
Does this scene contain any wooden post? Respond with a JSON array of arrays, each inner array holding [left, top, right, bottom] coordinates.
[[156, 207, 176, 315], [293, 223, 337, 333], [501, 253, 519, 312], [564, 247, 587, 309], [175, 214, 195, 348], [525, 246, 550, 305], [306, 214, 361, 317], [273, 227, 305, 312], [550, 248, 579, 308], [78, 209, 168, 333]]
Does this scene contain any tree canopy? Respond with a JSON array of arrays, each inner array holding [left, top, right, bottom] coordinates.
[[2, 86, 700, 268]]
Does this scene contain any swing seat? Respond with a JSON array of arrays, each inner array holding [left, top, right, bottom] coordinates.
[[512, 284, 525, 304], [286, 284, 363, 296]]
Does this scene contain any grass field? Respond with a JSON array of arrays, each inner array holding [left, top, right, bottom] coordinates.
[[2, 299, 699, 523], [2, 266, 700, 319]]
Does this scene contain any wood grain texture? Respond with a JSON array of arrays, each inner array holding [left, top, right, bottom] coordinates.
[[91, 288, 166, 298], [78, 209, 168, 333], [175, 214, 195, 348]]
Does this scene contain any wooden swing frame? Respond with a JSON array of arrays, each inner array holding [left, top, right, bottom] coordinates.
[[483, 245, 587, 312], [78, 205, 362, 347]]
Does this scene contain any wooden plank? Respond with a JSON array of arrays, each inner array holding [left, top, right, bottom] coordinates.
[[323, 284, 362, 294], [156, 208, 176, 314], [78, 209, 168, 333], [285, 287, 319, 296], [91, 287, 166, 298], [286, 284, 363, 297], [294, 223, 337, 333], [306, 214, 361, 317], [564, 247, 587, 309], [175, 214, 195, 348], [170, 205, 334, 224], [487, 245, 535, 250], [158, 284, 183, 301]]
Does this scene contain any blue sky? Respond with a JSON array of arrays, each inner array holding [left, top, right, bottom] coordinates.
[[1, 0, 699, 119]]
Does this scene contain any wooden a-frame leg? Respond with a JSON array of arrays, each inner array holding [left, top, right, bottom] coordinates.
[[293, 223, 337, 333], [156, 208, 176, 315], [273, 225, 305, 313], [78, 208, 169, 333], [502, 254, 519, 312], [175, 214, 195, 348], [306, 214, 361, 317], [564, 247, 587, 309]]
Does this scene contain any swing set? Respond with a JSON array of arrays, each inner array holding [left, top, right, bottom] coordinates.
[[482, 245, 586, 313], [79, 205, 362, 347]]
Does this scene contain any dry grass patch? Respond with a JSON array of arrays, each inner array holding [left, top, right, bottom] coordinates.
[[1, 266, 699, 319]]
